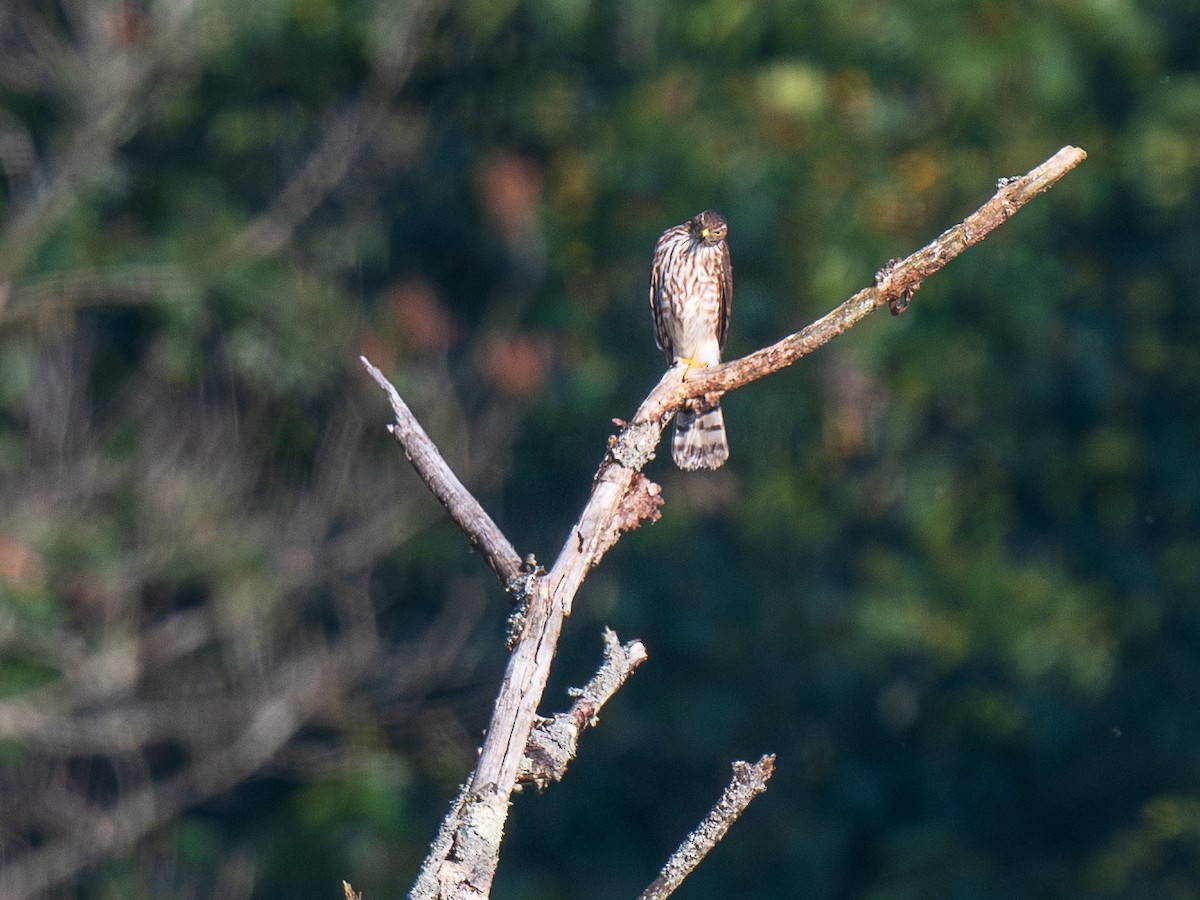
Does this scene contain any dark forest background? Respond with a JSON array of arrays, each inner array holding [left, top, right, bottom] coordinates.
[[2, 0, 1199, 897]]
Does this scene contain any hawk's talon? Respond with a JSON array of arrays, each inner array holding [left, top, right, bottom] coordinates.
[[675, 355, 709, 382]]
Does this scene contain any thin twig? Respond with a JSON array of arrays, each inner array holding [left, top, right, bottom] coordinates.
[[360, 356, 524, 586], [638, 755, 777, 900]]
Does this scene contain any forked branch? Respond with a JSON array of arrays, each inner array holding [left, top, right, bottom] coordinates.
[[519, 628, 648, 789], [363, 145, 1087, 899]]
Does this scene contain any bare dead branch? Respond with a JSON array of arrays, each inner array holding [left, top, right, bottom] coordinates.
[[409, 779, 476, 898], [382, 146, 1086, 899], [408, 576, 575, 898], [361, 356, 525, 586], [638, 754, 777, 900], [635, 145, 1088, 423], [539, 146, 1088, 610], [519, 628, 648, 789]]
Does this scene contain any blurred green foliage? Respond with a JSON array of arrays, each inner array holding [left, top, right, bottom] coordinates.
[[2, 0, 1200, 897]]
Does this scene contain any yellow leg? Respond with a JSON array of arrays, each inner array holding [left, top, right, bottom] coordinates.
[[676, 355, 708, 381]]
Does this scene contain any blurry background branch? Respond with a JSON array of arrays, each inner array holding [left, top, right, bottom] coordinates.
[[228, 0, 444, 259], [0, 626, 373, 900], [0, 0, 212, 286]]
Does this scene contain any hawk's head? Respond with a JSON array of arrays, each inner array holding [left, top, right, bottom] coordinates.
[[690, 210, 728, 245]]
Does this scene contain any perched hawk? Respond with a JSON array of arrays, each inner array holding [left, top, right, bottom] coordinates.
[[649, 209, 733, 470]]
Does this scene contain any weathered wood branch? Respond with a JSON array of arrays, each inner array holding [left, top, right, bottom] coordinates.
[[365, 145, 1087, 900], [549, 145, 1086, 615], [519, 628, 648, 789], [633, 144, 1088, 424], [638, 754, 777, 900], [361, 357, 524, 586]]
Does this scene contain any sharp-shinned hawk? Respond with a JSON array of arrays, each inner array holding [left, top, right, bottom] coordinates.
[[649, 209, 733, 470]]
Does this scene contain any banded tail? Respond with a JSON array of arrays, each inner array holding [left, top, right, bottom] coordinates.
[[672, 401, 729, 470]]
